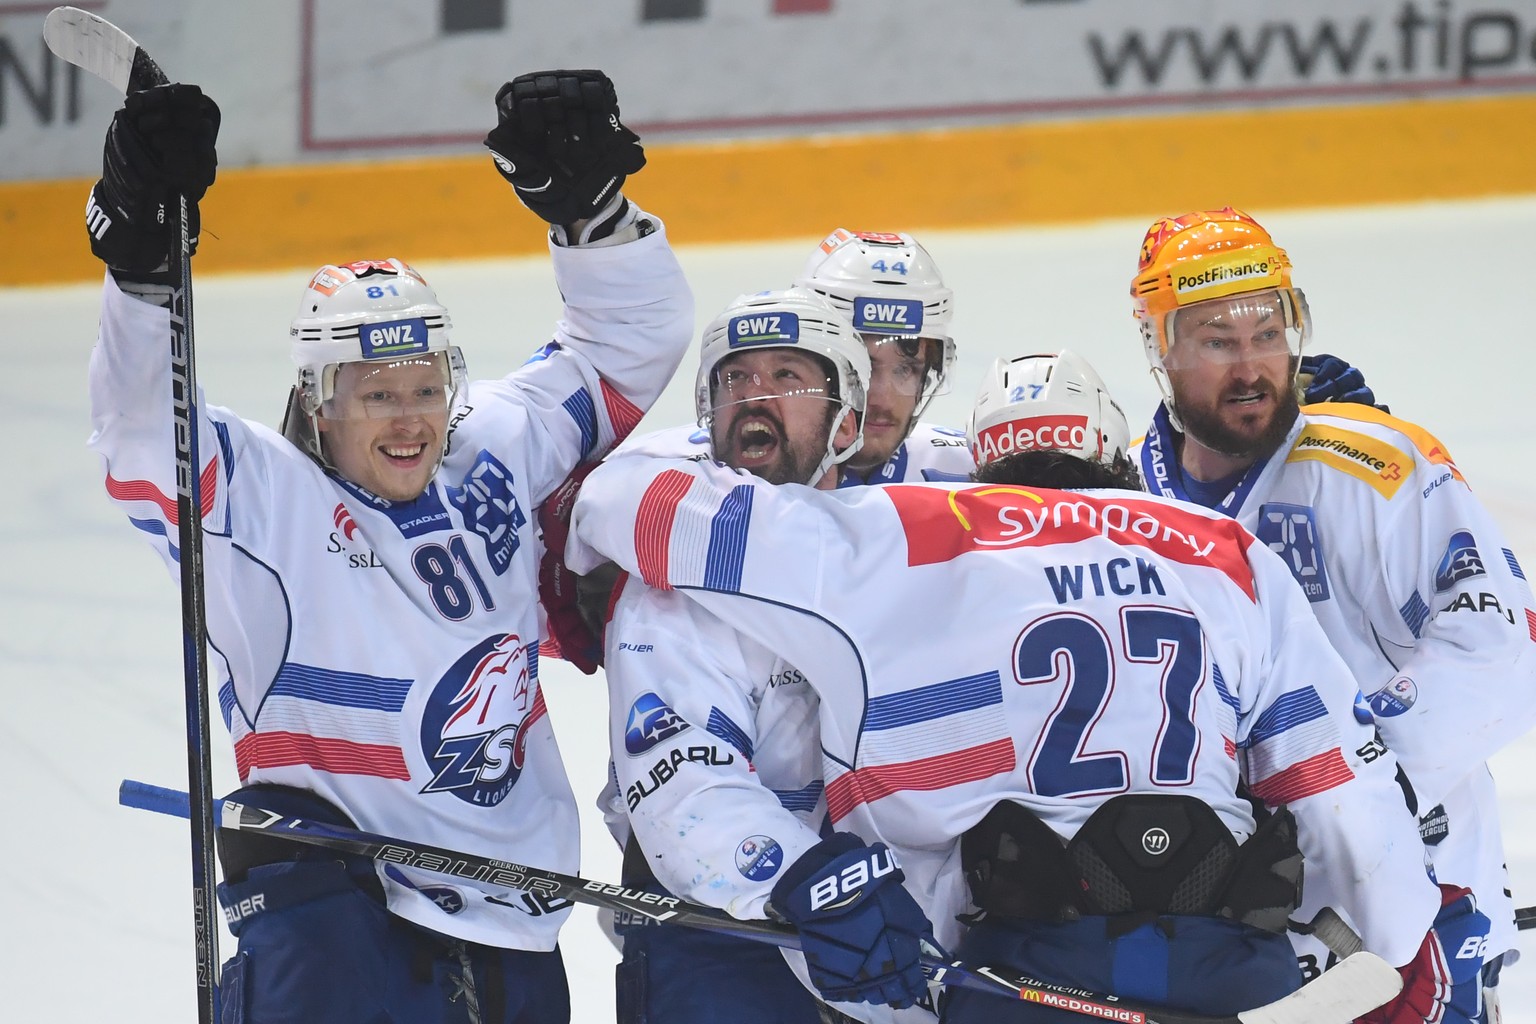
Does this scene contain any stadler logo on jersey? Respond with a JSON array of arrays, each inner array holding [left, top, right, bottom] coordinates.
[[1434, 531, 1486, 592], [421, 634, 542, 806], [359, 317, 430, 359], [975, 416, 1090, 464], [853, 297, 923, 334], [729, 312, 798, 347], [624, 692, 690, 756], [735, 835, 785, 882]]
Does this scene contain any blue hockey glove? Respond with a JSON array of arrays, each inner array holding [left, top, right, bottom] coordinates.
[[1299, 353, 1388, 412], [1359, 884, 1490, 1024], [769, 833, 931, 1008]]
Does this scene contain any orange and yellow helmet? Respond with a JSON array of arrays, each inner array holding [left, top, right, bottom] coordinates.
[[1130, 208, 1310, 423]]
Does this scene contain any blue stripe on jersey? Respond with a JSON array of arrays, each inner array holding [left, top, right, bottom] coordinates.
[[214, 419, 235, 482], [561, 389, 598, 459], [129, 515, 181, 560], [1399, 590, 1430, 638], [706, 707, 753, 759], [1212, 663, 1240, 713], [865, 671, 1003, 731], [774, 781, 824, 812], [271, 664, 413, 711], [218, 679, 237, 731], [526, 641, 539, 681], [702, 485, 753, 592], [1505, 549, 1526, 581], [1245, 686, 1328, 747]]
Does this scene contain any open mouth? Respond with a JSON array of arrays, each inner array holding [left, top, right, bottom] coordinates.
[[732, 416, 781, 463], [381, 442, 428, 465], [1227, 390, 1271, 409]]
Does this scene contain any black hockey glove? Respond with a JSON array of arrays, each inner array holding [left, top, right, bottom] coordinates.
[[88, 83, 220, 274], [484, 70, 645, 228]]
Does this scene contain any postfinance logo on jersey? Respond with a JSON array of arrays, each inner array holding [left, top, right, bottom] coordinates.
[[884, 485, 1256, 600], [1286, 424, 1410, 499]]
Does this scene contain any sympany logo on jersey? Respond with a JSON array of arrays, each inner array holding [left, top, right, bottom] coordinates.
[[1434, 531, 1486, 592], [420, 633, 544, 806], [736, 835, 785, 881], [624, 691, 691, 756], [446, 450, 526, 576]]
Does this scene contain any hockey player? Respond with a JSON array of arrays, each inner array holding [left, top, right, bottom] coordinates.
[[562, 351, 1480, 1022], [86, 72, 692, 1022], [1127, 207, 1534, 1023], [596, 288, 931, 1024], [611, 228, 972, 485], [794, 229, 971, 483]]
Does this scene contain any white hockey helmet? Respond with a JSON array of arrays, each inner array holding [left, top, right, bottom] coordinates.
[[794, 228, 956, 418], [967, 349, 1131, 470], [282, 259, 467, 463], [695, 287, 871, 484]]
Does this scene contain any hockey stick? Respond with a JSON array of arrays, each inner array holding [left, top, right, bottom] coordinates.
[[121, 780, 1402, 1024], [48, 10, 220, 1024], [1518, 905, 1536, 931]]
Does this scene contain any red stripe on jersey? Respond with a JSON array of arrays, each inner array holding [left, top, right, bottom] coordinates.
[[1526, 608, 1536, 644], [105, 458, 219, 524], [235, 731, 410, 782], [884, 485, 1257, 601], [1247, 747, 1354, 804], [635, 470, 693, 589], [600, 379, 644, 446], [1224, 736, 1237, 760], [537, 638, 563, 660], [824, 737, 1016, 823]]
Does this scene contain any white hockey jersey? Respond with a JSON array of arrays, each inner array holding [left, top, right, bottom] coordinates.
[[88, 226, 694, 949], [589, 421, 974, 842], [1134, 402, 1536, 963], [568, 456, 1442, 969], [614, 421, 976, 484]]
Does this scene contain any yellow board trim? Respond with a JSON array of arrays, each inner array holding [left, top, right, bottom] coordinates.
[[10, 91, 1536, 286], [1287, 422, 1412, 499]]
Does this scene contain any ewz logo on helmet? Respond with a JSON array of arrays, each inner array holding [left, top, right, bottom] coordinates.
[[360, 316, 430, 359], [852, 297, 923, 333], [729, 312, 799, 347]]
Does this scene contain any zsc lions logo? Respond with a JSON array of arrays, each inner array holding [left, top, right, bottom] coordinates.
[[624, 692, 690, 756], [421, 633, 543, 806], [1434, 531, 1486, 592]]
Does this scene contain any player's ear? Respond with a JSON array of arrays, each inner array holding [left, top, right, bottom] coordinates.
[[833, 409, 859, 451]]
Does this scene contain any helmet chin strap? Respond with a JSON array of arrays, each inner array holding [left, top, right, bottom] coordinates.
[[808, 402, 863, 487], [1150, 363, 1185, 433]]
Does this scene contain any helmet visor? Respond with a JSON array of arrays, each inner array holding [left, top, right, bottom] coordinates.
[[863, 335, 942, 398], [1163, 288, 1308, 369], [708, 349, 840, 414], [321, 353, 455, 420]]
